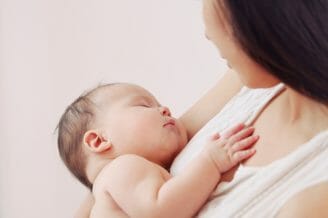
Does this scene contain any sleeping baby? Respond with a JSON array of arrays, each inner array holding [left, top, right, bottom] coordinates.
[[57, 83, 258, 217]]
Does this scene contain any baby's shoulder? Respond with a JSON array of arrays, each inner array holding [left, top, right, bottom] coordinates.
[[98, 154, 154, 177], [109, 154, 154, 171], [95, 154, 159, 186]]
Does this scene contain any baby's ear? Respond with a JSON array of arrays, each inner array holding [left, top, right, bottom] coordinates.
[[83, 130, 112, 153]]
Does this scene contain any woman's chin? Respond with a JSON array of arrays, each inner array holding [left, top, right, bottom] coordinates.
[[237, 70, 281, 88], [243, 80, 281, 89]]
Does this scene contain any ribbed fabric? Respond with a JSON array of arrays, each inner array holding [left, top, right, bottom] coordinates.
[[170, 84, 328, 218]]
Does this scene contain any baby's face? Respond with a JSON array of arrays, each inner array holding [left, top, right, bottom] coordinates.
[[96, 84, 188, 166]]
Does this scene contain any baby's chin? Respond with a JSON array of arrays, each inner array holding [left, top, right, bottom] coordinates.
[[159, 155, 176, 170], [178, 138, 188, 153], [172, 139, 187, 160], [165, 146, 183, 167]]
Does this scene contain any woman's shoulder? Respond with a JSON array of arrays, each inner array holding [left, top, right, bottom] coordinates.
[[206, 83, 285, 130], [276, 182, 328, 218], [229, 83, 285, 111]]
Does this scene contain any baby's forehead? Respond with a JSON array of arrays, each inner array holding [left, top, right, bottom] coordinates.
[[97, 83, 156, 104]]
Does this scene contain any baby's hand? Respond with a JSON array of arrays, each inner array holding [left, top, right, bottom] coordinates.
[[204, 123, 258, 173]]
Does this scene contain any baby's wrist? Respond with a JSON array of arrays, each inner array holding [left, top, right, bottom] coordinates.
[[199, 149, 223, 177]]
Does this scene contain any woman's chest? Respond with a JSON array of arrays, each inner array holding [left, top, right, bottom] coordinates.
[[241, 101, 307, 167]]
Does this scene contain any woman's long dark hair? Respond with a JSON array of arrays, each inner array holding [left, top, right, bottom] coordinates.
[[221, 0, 328, 104]]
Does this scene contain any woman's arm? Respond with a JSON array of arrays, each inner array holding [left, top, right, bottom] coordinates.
[[74, 192, 94, 218], [276, 182, 328, 218], [179, 69, 242, 140]]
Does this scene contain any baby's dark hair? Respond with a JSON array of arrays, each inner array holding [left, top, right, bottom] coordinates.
[[56, 83, 117, 190]]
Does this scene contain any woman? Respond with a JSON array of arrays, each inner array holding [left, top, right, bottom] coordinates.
[[76, 0, 328, 217]]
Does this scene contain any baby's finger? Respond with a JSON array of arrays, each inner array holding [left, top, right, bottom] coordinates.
[[232, 149, 256, 162], [221, 123, 245, 139], [231, 135, 259, 152], [227, 127, 255, 145]]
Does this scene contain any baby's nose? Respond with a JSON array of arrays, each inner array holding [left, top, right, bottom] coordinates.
[[159, 106, 171, 116]]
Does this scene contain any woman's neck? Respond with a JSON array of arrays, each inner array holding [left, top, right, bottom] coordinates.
[[280, 87, 328, 134]]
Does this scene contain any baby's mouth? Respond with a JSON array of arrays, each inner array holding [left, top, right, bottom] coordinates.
[[163, 119, 176, 127]]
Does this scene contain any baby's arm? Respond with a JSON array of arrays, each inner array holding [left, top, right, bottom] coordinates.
[[105, 124, 257, 218]]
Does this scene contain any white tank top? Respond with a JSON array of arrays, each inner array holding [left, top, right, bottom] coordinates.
[[170, 84, 328, 217]]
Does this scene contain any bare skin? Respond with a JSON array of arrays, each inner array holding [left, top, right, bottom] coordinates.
[[75, 69, 244, 218], [180, 69, 243, 140], [75, 72, 328, 218], [89, 124, 257, 218], [222, 88, 328, 182], [277, 182, 328, 218], [241, 88, 328, 217], [74, 83, 258, 217]]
